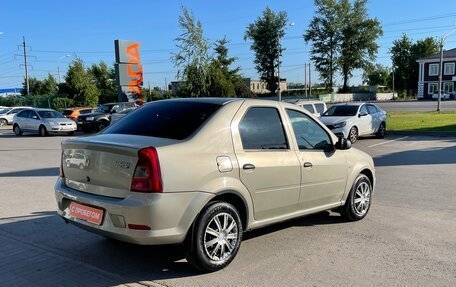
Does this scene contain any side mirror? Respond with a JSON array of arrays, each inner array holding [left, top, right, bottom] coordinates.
[[335, 137, 352, 150], [358, 111, 368, 117]]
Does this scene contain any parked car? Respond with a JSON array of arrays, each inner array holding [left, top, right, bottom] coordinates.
[[319, 103, 386, 143], [13, 108, 77, 136], [56, 98, 375, 272], [65, 153, 89, 169], [77, 102, 136, 132], [432, 92, 451, 101], [0, 106, 32, 126], [62, 107, 95, 121], [289, 100, 327, 117], [108, 107, 136, 125]]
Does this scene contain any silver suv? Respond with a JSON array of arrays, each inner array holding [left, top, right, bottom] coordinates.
[[55, 98, 375, 271]]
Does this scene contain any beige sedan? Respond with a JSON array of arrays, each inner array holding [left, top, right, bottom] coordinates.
[[55, 98, 375, 272]]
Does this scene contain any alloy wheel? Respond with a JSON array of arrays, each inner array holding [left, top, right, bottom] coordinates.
[[353, 181, 371, 216], [204, 212, 238, 261], [349, 127, 358, 143], [0, 119, 6, 126]]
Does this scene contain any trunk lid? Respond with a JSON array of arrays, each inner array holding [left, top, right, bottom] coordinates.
[[62, 134, 178, 198]]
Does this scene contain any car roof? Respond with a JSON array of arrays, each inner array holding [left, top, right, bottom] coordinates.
[[295, 100, 326, 105], [146, 98, 243, 106], [332, 102, 366, 107], [27, 108, 56, 112], [66, 107, 93, 111]]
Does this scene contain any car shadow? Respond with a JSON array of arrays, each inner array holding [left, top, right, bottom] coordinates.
[[0, 167, 59, 177], [0, 210, 346, 284], [374, 145, 456, 166]]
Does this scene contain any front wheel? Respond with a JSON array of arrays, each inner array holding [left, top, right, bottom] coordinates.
[[97, 120, 108, 132], [186, 202, 243, 272], [348, 126, 358, 143], [340, 174, 372, 221], [0, 119, 7, 126], [39, 125, 48, 137]]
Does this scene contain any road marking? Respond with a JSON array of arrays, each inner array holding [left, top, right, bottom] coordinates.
[[368, 136, 408, 148]]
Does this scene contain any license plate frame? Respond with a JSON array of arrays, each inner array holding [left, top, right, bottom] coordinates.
[[68, 202, 104, 225]]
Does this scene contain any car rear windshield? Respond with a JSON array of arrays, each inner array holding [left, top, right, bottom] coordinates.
[[322, 105, 358, 117], [103, 101, 222, 140], [62, 110, 73, 115]]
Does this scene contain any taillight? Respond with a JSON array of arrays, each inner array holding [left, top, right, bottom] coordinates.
[[59, 151, 65, 178], [131, 147, 162, 193]]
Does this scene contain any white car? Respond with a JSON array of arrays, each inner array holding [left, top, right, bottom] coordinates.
[[432, 92, 450, 101], [13, 108, 77, 136], [294, 100, 327, 117], [319, 103, 386, 143], [0, 106, 32, 126]]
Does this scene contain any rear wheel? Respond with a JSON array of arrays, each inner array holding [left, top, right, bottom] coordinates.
[[348, 126, 358, 143], [340, 174, 372, 221], [97, 120, 108, 132], [0, 119, 7, 126], [376, 122, 386, 139], [39, 125, 48, 137], [186, 202, 243, 272], [13, 124, 22, 136]]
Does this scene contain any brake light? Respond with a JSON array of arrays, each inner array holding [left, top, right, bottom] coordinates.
[[131, 147, 162, 193], [59, 151, 65, 178]]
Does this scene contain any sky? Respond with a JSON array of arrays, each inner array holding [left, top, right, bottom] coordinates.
[[1, 0, 456, 90]]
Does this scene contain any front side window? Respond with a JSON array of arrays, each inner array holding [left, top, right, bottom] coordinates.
[[286, 109, 332, 150], [366, 105, 378, 114], [429, 64, 439, 76], [444, 63, 455, 75], [359, 105, 368, 115], [239, 107, 288, 150]]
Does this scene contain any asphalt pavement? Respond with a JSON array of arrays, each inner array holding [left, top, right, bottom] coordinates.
[[0, 127, 455, 286]]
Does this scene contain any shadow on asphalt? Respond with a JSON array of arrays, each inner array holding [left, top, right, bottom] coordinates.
[[374, 145, 456, 166], [0, 210, 346, 283], [0, 167, 59, 177]]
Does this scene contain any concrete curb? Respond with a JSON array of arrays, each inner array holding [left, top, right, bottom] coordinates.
[[387, 130, 456, 137]]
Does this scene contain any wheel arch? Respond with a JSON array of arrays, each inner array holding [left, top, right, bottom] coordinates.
[[360, 168, 374, 188], [209, 190, 249, 231]]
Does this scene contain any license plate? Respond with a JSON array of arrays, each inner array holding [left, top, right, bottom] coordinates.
[[69, 202, 104, 225]]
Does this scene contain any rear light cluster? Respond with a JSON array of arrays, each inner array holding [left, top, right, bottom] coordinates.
[[131, 147, 162, 193]]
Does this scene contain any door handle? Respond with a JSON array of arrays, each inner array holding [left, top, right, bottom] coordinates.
[[243, 164, 255, 170], [303, 162, 313, 168]]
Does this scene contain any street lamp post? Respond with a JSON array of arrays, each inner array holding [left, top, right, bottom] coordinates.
[[277, 22, 295, 102], [437, 28, 456, 112], [57, 54, 70, 84]]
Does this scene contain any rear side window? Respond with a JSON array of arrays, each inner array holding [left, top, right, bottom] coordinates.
[[17, 110, 30, 118], [301, 104, 315, 113], [239, 107, 288, 150], [314, 103, 326, 114], [80, 109, 93, 114], [367, 105, 378, 114], [104, 101, 221, 140]]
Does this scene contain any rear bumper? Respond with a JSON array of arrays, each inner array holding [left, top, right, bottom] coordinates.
[[54, 177, 214, 245]]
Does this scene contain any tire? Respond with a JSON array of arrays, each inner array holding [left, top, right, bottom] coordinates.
[[39, 125, 48, 137], [78, 163, 84, 170], [13, 124, 23, 136], [340, 174, 372, 221], [376, 122, 386, 139], [0, 119, 7, 126], [97, 120, 108, 132], [186, 201, 243, 272], [348, 126, 358, 143]]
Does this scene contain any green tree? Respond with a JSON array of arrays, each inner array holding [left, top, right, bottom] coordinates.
[[214, 37, 241, 81], [172, 6, 210, 98], [390, 34, 413, 92], [409, 37, 439, 92], [64, 59, 99, 107], [338, 0, 383, 92], [88, 61, 117, 103], [244, 7, 288, 94], [21, 74, 58, 96], [363, 64, 390, 86], [304, 0, 341, 89]]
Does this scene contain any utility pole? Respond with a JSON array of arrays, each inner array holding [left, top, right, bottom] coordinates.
[[437, 27, 456, 112], [392, 67, 395, 100], [304, 63, 307, 98], [277, 40, 282, 102], [22, 36, 30, 95], [309, 62, 312, 98], [148, 81, 151, 101]]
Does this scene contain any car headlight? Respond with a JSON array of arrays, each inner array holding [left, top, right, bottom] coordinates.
[[333, 121, 346, 128], [86, 117, 94, 121]]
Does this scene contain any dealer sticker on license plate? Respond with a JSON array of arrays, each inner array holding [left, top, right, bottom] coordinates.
[[69, 202, 103, 225]]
